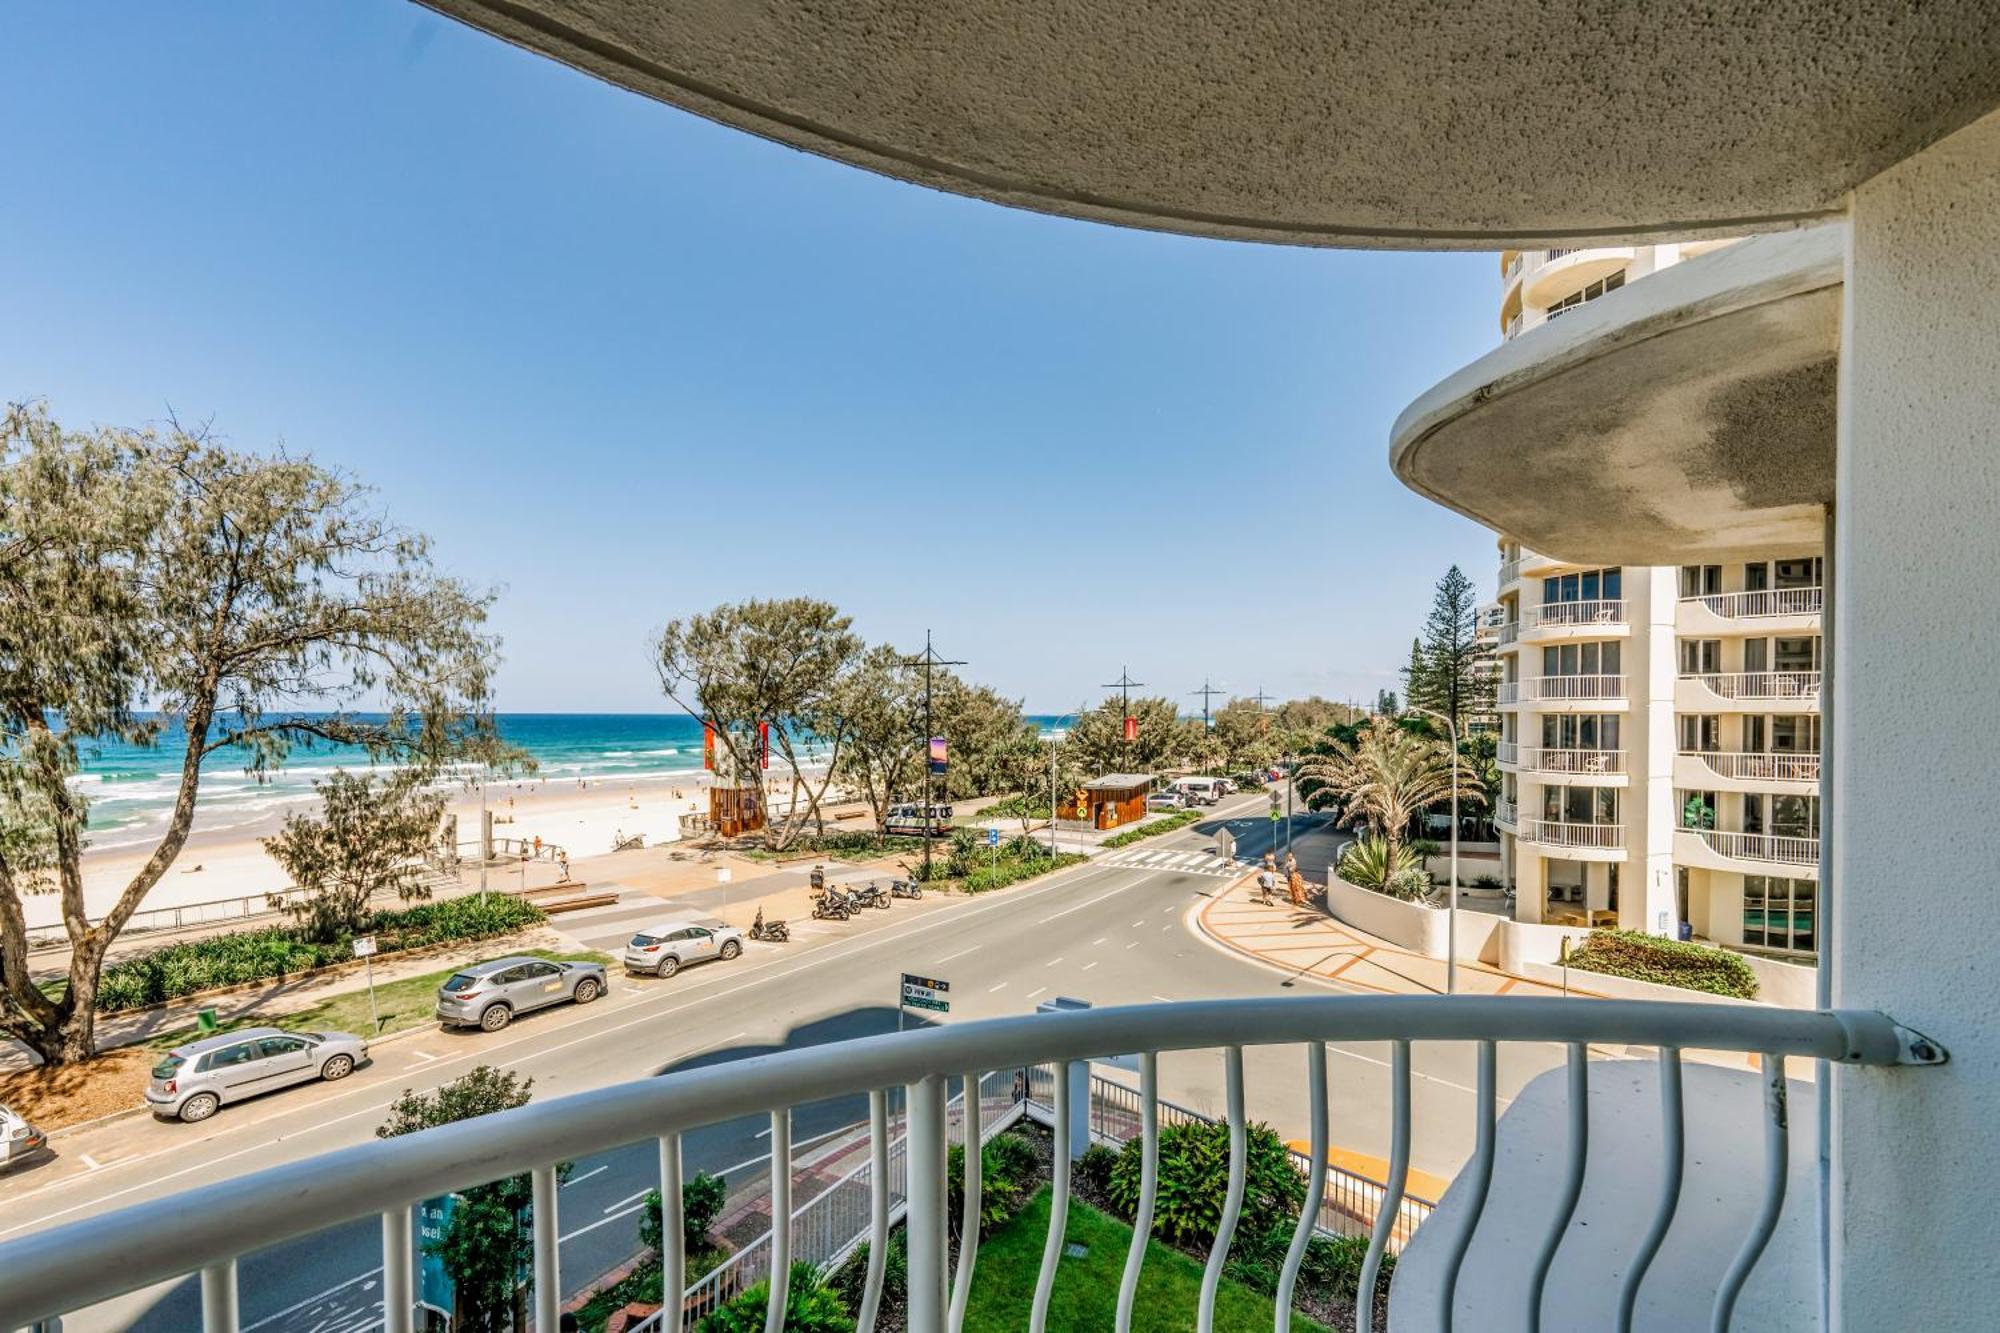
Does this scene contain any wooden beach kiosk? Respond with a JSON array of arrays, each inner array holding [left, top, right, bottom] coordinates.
[[1072, 774, 1154, 831]]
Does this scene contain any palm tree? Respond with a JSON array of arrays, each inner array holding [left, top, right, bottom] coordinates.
[[1294, 717, 1484, 872]]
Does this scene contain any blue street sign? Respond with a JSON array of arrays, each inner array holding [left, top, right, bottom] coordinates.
[[417, 1193, 458, 1318], [987, 827, 1000, 847]]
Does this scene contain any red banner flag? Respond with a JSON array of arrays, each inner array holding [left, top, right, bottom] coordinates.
[[703, 723, 717, 771], [1123, 715, 1138, 742], [758, 721, 771, 769]]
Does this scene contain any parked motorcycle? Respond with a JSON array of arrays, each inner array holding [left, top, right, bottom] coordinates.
[[809, 887, 851, 921], [889, 877, 924, 901], [850, 880, 892, 910], [749, 908, 791, 943]]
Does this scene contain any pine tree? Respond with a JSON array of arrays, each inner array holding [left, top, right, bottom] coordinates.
[[1402, 636, 1434, 715], [1415, 565, 1495, 734]]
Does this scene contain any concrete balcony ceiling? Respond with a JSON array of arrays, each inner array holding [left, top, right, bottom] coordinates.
[[1391, 226, 1843, 564], [417, 1, 2000, 249]]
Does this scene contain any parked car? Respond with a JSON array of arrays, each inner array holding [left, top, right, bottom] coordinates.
[[1174, 776, 1224, 806], [0, 1104, 48, 1170], [1146, 790, 1187, 812], [624, 916, 746, 977], [145, 1027, 369, 1124], [436, 956, 608, 1032]]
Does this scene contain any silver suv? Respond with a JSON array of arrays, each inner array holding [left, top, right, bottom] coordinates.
[[146, 1027, 368, 1124], [624, 916, 745, 977], [436, 956, 607, 1032]]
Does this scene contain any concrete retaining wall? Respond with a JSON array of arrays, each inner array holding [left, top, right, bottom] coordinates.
[[1323, 876, 1501, 963]]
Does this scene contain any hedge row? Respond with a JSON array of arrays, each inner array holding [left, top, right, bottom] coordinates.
[[96, 895, 546, 1013], [1102, 808, 1203, 848], [1565, 928, 1760, 999], [960, 850, 1088, 894]]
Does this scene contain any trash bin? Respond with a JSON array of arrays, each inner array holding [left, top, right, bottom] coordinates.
[[196, 1008, 219, 1035], [1677, 920, 1693, 942]]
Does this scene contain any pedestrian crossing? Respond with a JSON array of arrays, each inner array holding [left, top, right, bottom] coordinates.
[[1099, 848, 1242, 878]]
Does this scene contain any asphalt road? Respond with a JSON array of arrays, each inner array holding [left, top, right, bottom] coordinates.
[[3, 790, 1565, 1330]]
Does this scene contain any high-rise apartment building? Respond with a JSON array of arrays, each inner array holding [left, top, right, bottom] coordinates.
[[1492, 245, 1821, 966]]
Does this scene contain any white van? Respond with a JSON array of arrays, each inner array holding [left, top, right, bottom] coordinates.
[[1175, 776, 1225, 806]]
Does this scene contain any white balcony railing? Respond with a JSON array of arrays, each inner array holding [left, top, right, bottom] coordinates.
[[1520, 673, 1626, 702], [1493, 797, 1518, 828], [1496, 741, 1519, 766], [1681, 588, 1823, 619], [1521, 747, 1625, 776], [1498, 557, 1523, 587], [1527, 599, 1627, 630], [1689, 827, 1821, 867], [0, 997, 1943, 1333], [1521, 818, 1626, 850], [1497, 620, 1520, 646], [1684, 750, 1822, 784], [1498, 681, 1521, 705], [1683, 671, 1822, 702]]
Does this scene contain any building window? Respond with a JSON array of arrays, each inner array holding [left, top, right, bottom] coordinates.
[[1544, 713, 1620, 749], [1680, 564, 1721, 597], [1745, 876, 1817, 954], [1772, 716, 1820, 753], [1679, 714, 1721, 751], [1545, 268, 1626, 317], [1681, 790, 1717, 829], [1544, 641, 1620, 676], [1679, 639, 1721, 674], [1542, 567, 1622, 603], [1775, 557, 1822, 589], [1775, 636, 1822, 671]]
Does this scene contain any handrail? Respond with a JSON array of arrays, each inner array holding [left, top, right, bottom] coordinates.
[[1680, 588, 1823, 619], [0, 997, 1938, 1329], [1521, 819, 1625, 850], [1683, 750, 1822, 783], [1519, 747, 1625, 776], [1682, 671, 1822, 702], [1685, 827, 1821, 868], [1519, 674, 1626, 701], [1526, 599, 1627, 630]]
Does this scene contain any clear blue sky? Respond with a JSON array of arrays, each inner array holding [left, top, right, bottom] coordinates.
[[2, 2, 1502, 714]]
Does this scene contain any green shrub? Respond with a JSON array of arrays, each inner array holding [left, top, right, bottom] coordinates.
[[1075, 1143, 1119, 1196], [639, 1171, 728, 1257], [949, 1139, 1030, 1237], [94, 895, 546, 1012], [1473, 874, 1503, 889], [960, 851, 1087, 894], [825, 1233, 907, 1325], [1381, 867, 1434, 902], [1106, 1120, 1306, 1249], [1336, 836, 1423, 891], [1565, 929, 1759, 999], [695, 1261, 847, 1333], [1299, 1233, 1394, 1301], [1102, 809, 1202, 848]]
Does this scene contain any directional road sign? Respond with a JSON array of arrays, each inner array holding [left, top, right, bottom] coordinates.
[[900, 972, 951, 1013]]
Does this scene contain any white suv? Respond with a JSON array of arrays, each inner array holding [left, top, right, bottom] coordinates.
[[625, 916, 747, 977]]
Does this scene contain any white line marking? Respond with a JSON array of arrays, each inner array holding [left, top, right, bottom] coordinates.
[[988, 982, 1009, 993], [241, 1268, 384, 1331], [1132, 919, 1146, 928], [1091, 937, 1107, 946], [754, 1127, 771, 1140], [605, 1188, 650, 1213], [79, 1153, 103, 1171], [563, 1164, 608, 1188], [1026, 987, 1047, 1000], [937, 945, 979, 964], [1045, 956, 1065, 967], [562, 1199, 647, 1244], [1152, 995, 1175, 1003], [1125, 941, 1139, 950], [1082, 961, 1099, 971], [407, 1051, 439, 1064]]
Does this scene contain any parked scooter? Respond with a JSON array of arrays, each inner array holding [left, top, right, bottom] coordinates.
[[749, 907, 791, 943], [850, 880, 892, 910], [809, 886, 851, 921], [888, 876, 924, 901]]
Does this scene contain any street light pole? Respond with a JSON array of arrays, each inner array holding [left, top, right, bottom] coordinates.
[[900, 631, 966, 883], [1409, 705, 1462, 995]]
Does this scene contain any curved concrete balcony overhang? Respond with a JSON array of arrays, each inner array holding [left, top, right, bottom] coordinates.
[[418, 3, 2000, 250], [1391, 227, 1844, 565], [1521, 247, 1635, 305]]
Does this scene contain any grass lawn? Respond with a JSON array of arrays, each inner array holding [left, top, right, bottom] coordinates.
[[960, 1189, 1330, 1333], [139, 948, 614, 1051]]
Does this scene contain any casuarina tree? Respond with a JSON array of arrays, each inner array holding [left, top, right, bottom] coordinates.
[[0, 403, 513, 1066]]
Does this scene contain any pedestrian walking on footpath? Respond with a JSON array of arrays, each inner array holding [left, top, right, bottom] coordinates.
[[1287, 867, 1307, 907], [1257, 868, 1276, 904]]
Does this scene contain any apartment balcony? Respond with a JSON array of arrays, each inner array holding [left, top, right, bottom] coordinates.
[[1518, 817, 1627, 860], [0, 995, 1942, 1333], [1677, 826, 1822, 878], [1493, 796, 1518, 830], [1518, 747, 1628, 787], [1502, 674, 1629, 711], [1496, 619, 1521, 649], [1677, 588, 1823, 635], [1521, 247, 1636, 306], [1496, 740, 1519, 767], [1676, 749, 1822, 795], [1676, 671, 1822, 713], [1521, 598, 1629, 642], [1497, 557, 1523, 590]]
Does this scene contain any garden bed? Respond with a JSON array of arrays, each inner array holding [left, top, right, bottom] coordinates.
[[1101, 809, 1203, 847]]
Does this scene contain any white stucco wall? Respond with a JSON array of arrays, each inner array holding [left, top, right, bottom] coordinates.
[[1833, 106, 2000, 1330], [1323, 876, 1502, 962]]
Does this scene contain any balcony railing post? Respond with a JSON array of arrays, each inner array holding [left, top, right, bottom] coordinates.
[[1115, 1052, 1159, 1333], [1197, 1046, 1247, 1333], [660, 1133, 685, 1333], [1437, 1041, 1498, 1333], [766, 1109, 792, 1333], [199, 1260, 238, 1333], [1617, 1049, 1686, 1332], [1358, 1040, 1412, 1333], [1711, 1053, 1791, 1331], [1525, 1043, 1589, 1333], [906, 1075, 949, 1333], [857, 1091, 889, 1333], [381, 1206, 413, 1333], [1031, 1060, 1076, 1333], [531, 1165, 559, 1333], [1276, 1044, 1328, 1331], [949, 1071, 984, 1333]]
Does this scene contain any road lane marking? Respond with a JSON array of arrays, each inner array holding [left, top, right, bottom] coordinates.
[[1125, 941, 1139, 950], [406, 1051, 439, 1063], [79, 1153, 104, 1170], [988, 982, 1009, 993], [937, 945, 979, 964], [1044, 956, 1064, 967], [605, 1188, 650, 1213], [1026, 987, 1047, 1000], [1082, 961, 1099, 971], [1152, 995, 1174, 1003], [1091, 937, 1106, 946], [564, 1164, 608, 1188], [562, 1199, 648, 1244], [241, 1267, 383, 1331]]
